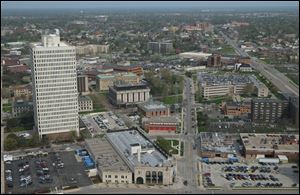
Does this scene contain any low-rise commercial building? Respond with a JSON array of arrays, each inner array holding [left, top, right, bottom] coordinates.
[[106, 129, 176, 185], [85, 128, 176, 185], [198, 132, 237, 158], [96, 72, 140, 91], [142, 116, 178, 134], [108, 83, 150, 106], [13, 84, 32, 98], [78, 96, 93, 112], [251, 98, 289, 124], [76, 44, 109, 56], [240, 133, 299, 162], [112, 64, 143, 76], [12, 100, 33, 117], [137, 101, 170, 117]]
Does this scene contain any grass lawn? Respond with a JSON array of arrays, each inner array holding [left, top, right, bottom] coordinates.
[[161, 95, 182, 105], [156, 137, 179, 155], [3, 103, 12, 112], [88, 93, 107, 111], [218, 45, 236, 55]]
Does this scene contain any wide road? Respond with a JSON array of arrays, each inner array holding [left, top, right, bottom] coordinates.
[[219, 30, 299, 97], [176, 77, 199, 193]]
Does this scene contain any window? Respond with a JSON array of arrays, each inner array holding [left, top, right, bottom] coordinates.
[[115, 175, 118, 179]]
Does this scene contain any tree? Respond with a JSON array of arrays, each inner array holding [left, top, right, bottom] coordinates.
[[4, 134, 20, 151], [1, 88, 11, 98], [242, 83, 256, 96]]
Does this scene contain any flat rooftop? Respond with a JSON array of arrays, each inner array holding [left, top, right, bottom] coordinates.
[[85, 138, 130, 172], [143, 116, 178, 124], [199, 132, 237, 154], [106, 129, 172, 169], [240, 133, 299, 152], [111, 83, 149, 91], [138, 101, 168, 111]]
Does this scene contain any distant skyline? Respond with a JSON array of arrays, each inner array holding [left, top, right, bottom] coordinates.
[[1, 1, 299, 9]]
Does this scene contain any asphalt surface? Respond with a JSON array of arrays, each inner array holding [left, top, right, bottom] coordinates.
[[219, 30, 299, 97], [177, 77, 200, 193]]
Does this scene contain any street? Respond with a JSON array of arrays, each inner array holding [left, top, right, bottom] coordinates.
[[219, 30, 299, 97]]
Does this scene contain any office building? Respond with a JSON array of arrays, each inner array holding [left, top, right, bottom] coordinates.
[[77, 74, 89, 95], [30, 30, 79, 140], [251, 98, 289, 124], [137, 101, 170, 117], [108, 83, 150, 107], [198, 73, 252, 98], [148, 42, 173, 54], [96, 72, 140, 91]]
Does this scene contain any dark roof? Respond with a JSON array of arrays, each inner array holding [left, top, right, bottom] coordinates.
[[111, 83, 149, 91]]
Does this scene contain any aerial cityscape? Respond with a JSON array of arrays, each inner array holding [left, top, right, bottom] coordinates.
[[1, 1, 299, 194]]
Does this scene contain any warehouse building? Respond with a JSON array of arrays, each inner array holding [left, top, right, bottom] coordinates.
[[240, 133, 299, 162], [108, 83, 150, 107], [85, 138, 133, 184], [197, 132, 237, 158], [137, 100, 170, 117]]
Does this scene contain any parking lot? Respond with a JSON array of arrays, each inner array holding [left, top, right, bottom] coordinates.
[[201, 159, 299, 189], [5, 151, 92, 194], [80, 112, 127, 137]]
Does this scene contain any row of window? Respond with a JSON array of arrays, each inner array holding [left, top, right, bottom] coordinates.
[[33, 49, 75, 54], [36, 82, 77, 88], [34, 63, 76, 68], [40, 125, 78, 132], [105, 175, 127, 179], [38, 114, 78, 121], [37, 103, 77, 109], [34, 54, 75, 58], [34, 66, 76, 71], [37, 91, 77, 97], [38, 118, 78, 125], [37, 95, 77, 101], [38, 110, 78, 116], [34, 58, 75, 63], [35, 86, 75, 92]]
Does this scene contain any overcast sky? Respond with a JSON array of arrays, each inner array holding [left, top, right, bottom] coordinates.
[[2, 1, 299, 9]]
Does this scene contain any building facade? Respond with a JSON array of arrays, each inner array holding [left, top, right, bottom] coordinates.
[[30, 30, 79, 139], [142, 116, 178, 134], [13, 84, 32, 98], [96, 73, 140, 91], [223, 102, 251, 117], [207, 53, 222, 67], [148, 42, 173, 54], [251, 98, 289, 124], [77, 74, 89, 95], [108, 83, 150, 106], [78, 96, 93, 112], [12, 100, 33, 117], [137, 101, 170, 117]]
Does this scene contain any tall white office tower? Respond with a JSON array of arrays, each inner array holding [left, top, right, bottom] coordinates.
[[30, 29, 79, 139]]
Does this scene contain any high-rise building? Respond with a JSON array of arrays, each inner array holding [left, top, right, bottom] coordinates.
[[148, 41, 173, 54], [30, 30, 79, 140]]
